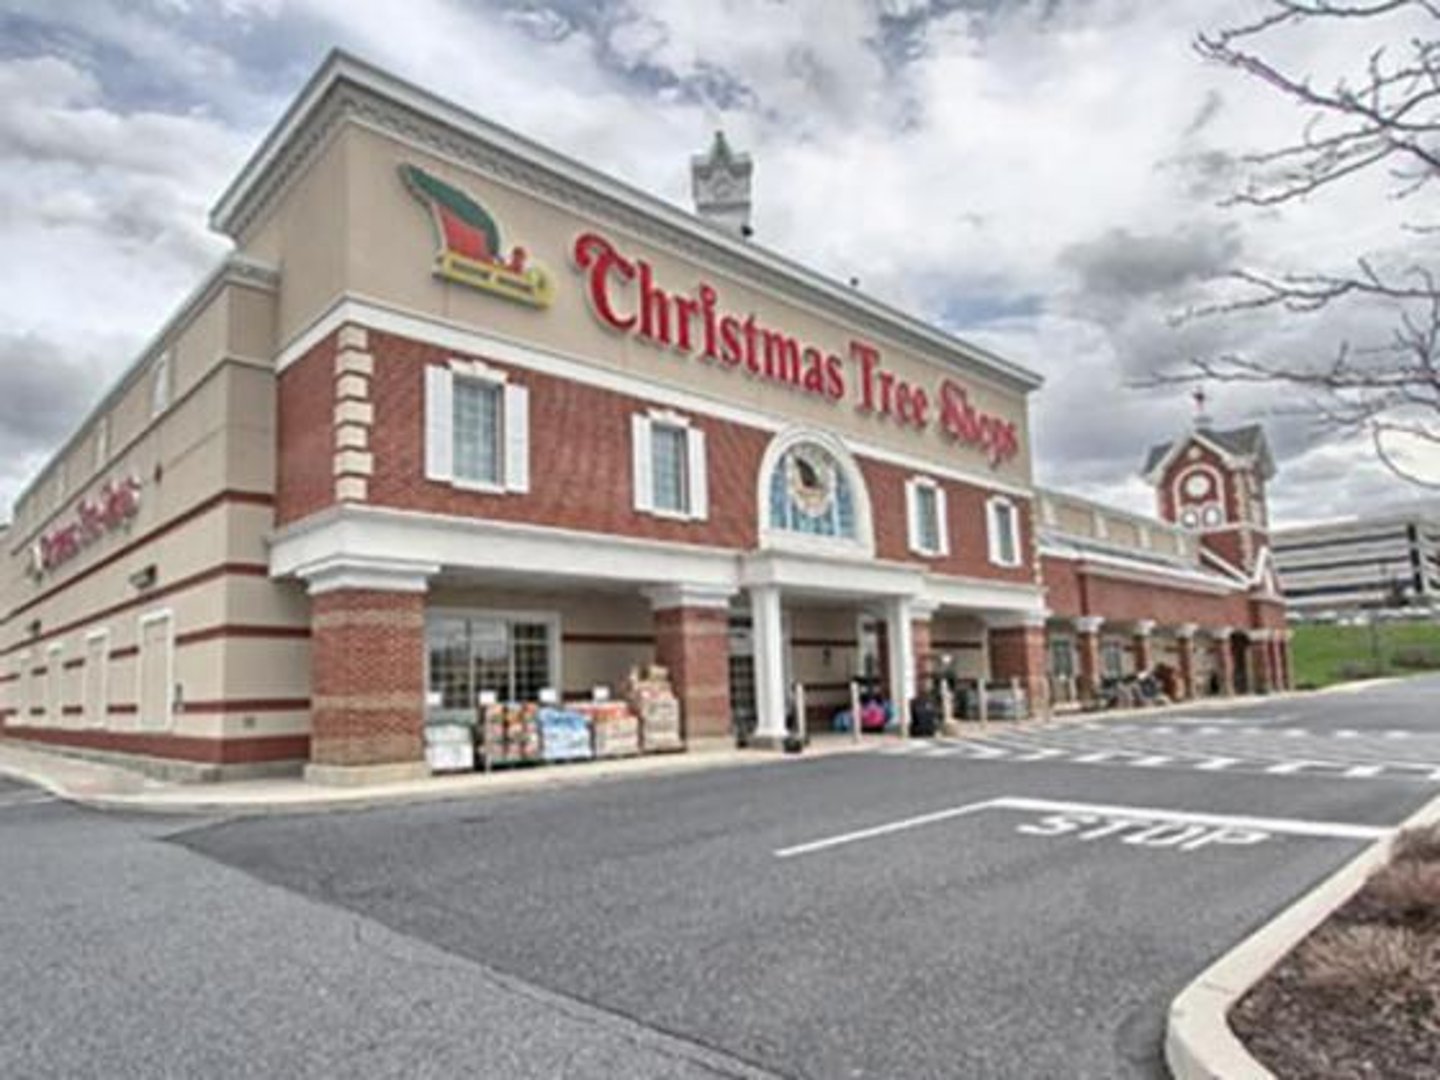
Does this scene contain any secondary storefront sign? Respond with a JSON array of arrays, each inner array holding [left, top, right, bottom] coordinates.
[[30, 475, 142, 578]]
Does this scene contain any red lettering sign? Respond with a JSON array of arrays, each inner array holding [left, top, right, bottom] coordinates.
[[30, 476, 142, 578], [571, 230, 1017, 468]]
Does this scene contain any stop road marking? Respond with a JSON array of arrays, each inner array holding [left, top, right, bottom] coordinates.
[[1016, 812, 1271, 851]]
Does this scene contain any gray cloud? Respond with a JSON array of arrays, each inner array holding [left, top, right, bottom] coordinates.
[[1060, 225, 1243, 304]]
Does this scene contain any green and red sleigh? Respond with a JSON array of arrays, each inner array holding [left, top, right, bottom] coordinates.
[[400, 163, 553, 308]]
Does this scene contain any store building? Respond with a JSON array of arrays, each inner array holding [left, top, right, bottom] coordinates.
[[0, 53, 1292, 782]]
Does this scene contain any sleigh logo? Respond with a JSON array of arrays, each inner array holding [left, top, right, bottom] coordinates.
[[400, 163, 554, 309]]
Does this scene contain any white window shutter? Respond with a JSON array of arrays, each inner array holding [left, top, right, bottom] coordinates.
[[936, 484, 950, 556], [425, 366, 454, 482], [504, 382, 530, 493], [686, 425, 708, 520], [905, 479, 919, 553], [632, 414, 654, 512]]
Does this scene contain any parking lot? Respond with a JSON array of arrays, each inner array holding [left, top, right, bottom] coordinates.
[[4, 675, 1439, 1078]]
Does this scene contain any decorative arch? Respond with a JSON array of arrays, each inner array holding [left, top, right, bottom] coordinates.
[[755, 428, 874, 556]]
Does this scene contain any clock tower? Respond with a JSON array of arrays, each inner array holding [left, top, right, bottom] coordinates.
[[691, 130, 753, 238], [1141, 398, 1278, 585]]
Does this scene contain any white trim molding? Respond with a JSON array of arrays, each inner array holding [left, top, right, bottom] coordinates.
[[986, 494, 1023, 569], [1073, 615, 1105, 635], [642, 583, 736, 611]]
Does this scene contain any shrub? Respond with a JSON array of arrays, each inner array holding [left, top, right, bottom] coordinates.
[[1337, 660, 1384, 681], [1298, 925, 1427, 991], [1391, 645, 1440, 671], [1393, 823, 1440, 865], [1345, 861, 1440, 930]]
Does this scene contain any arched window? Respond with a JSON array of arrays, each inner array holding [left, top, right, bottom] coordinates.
[[767, 442, 857, 539]]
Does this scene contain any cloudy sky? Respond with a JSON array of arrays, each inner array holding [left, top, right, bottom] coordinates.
[[1, 0, 1436, 526]]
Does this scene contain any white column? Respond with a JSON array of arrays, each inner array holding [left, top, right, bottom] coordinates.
[[750, 584, 787, 745], [885, 596, 916, 736]]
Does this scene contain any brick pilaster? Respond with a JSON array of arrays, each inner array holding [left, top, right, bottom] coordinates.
[[1176, 627, 1197, 700], [310, 589, 426, 766], [1213, 632, 1236, 696], [989, 624, 1048, 718], [654, 606, 732, 740]]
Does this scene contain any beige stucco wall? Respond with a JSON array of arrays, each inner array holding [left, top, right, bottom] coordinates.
[[250, 123, 1034, 488]]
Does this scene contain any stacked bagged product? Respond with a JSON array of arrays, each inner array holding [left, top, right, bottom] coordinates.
[[575, 701, 641, 759], [479, 702, 541, 767], [424, 719, 475, 773], [537, 706, 593, 763], [625, 665, 683, 753]]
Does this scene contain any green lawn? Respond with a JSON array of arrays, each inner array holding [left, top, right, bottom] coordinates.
[[1290, 619, 1440, 689]]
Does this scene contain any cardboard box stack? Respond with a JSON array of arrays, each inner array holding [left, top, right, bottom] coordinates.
[[576, 701, 641, 759], [625, 665, 683, 753], [479, 702, 541, 767], [537, 707, 594, 763]]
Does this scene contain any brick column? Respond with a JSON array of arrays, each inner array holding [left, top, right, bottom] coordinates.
[[646, 585, 735, 743], [1212, 627, 1235, 697], [1175, 623, 1198, 700], [307, 585, 428, 783], [1073, 616, 1104, 704], [988, 612, 1049, 719], [1132, 619, 1155, 672]]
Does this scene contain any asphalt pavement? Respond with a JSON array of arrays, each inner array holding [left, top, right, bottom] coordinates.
[[4, 674, 1440, 1079]]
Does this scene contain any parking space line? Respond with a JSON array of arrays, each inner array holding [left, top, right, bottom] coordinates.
[[773, 800, 999, 858], [773, 796, 1392, 859]]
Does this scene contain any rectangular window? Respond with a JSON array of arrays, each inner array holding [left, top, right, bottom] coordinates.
[[989, 498, 1021, 567], [452, 378, 503, 486], [46, 644, 63, 728], [14, 651, 30, 724], [632, 412, 707, 521], [651, 423, 689, 514], [906, 477, 947, 556], [916, 485, 940, 553], [425, 613, 558, 713], [1101, 640, 1126, 679], [137, 611, 173, 732], [83, 631, 109, 729], [1048, 638, 1075, 679]]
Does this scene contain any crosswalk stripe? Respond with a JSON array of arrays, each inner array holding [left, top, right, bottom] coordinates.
[[1194, 757, 1240, 771]]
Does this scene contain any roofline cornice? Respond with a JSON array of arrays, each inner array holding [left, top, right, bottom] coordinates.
[[209, 49, 1044, 394]]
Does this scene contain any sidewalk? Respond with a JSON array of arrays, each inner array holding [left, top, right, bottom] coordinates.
[[0, 685, 1330, 816], [0, 733, 885, 816]]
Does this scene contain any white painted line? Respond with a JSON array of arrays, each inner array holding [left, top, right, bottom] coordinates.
[[1009, 748, 1066, 763], [1279, 729, 1309, 738], [1344, 764, 1385, 779], [774, 799, 998, 858], [1194, 757, 1241, 771], [1264, 760, 1327, 776], [1127, 755, 1174, 768], [1335, 730, 1360, 739], [1072, 751, 1129, 764], [1382, 731, 1411, 739], [989, 798, 1392, 842]]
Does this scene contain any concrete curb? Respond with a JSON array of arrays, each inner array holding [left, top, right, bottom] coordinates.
[[1164, 787, 1440, 1080]]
